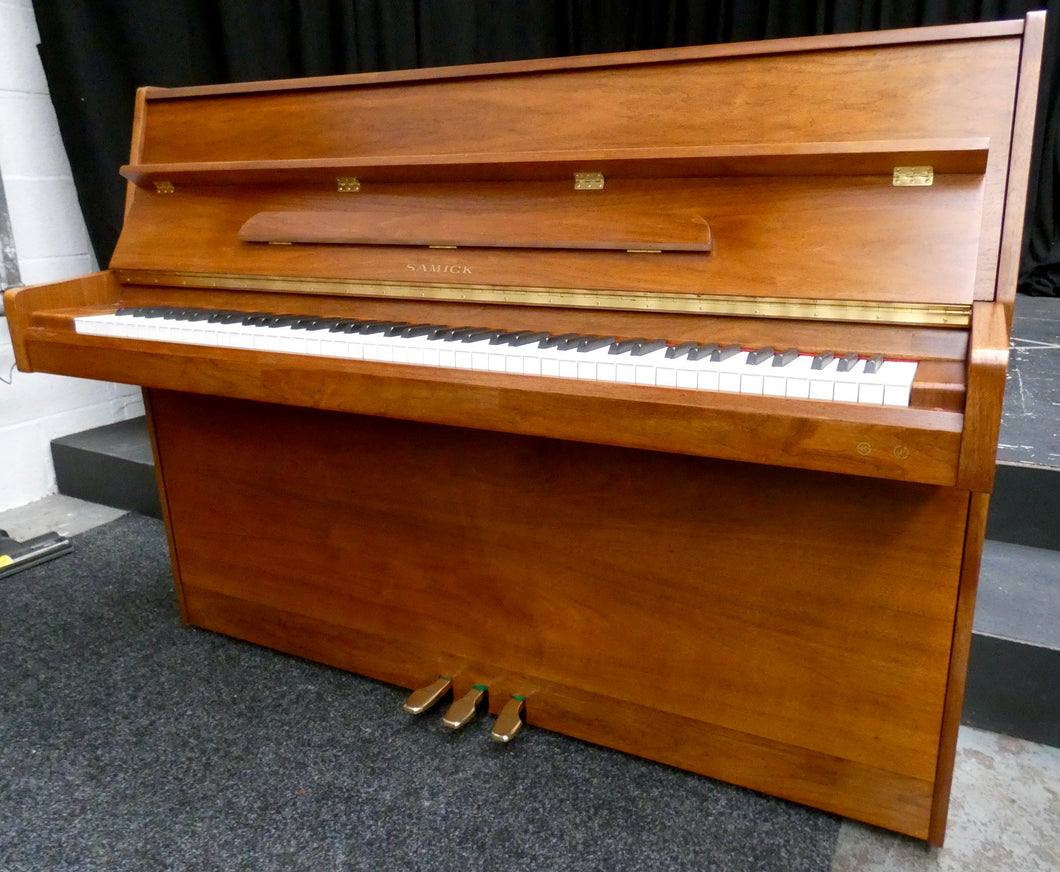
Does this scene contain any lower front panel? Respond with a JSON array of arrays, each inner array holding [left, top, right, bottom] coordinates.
[[147, 389, 972, 839]]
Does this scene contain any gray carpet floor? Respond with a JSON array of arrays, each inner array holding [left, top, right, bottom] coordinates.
[[1, 514, 841, 871]]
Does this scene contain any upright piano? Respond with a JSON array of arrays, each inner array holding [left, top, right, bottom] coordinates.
[[4, 15, 1045, 844]]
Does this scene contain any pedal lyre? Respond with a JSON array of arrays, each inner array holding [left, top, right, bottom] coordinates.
[[403, 675, 452, 714], [442, 684, 488, 729], [491, 695, 526, 743]]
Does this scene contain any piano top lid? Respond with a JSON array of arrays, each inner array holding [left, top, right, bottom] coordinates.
[[139, 18, 1027, 102]]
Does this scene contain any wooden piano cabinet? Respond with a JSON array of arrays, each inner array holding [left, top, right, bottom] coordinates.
[[5, 16, 1044, 846], [146, 388, 975, 841]]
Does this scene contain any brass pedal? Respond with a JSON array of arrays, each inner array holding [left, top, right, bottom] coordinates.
[[402, 675, 452, 714], [442, 684, 488, 729], [491, 695, 526, 743]]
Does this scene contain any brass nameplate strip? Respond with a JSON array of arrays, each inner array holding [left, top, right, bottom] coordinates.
[[114, 269, 971, 327]]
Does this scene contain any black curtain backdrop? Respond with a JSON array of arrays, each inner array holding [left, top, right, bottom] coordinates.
[[30, 0, 1060, 295]]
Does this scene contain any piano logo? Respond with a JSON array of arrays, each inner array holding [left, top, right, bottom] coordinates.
[[406, 263, 473, 275]]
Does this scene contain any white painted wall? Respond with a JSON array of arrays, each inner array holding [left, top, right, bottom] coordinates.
[[0, 0, 144, 511]]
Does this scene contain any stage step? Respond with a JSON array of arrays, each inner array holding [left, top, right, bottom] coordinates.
[[51, 417, 161, 518], [964, 539, 1060, 747]]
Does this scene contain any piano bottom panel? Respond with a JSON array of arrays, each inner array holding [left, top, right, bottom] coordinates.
[[185, 585, 937, 838], [147, 388, 974, 842]]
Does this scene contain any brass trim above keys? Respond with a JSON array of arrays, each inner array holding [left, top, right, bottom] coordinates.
[[114, 268, 972, 327], [442, 684, 487, 730], [403, 675, 452, 714]]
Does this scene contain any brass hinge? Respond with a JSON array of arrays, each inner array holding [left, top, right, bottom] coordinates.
[[574, 172, 604, 191], [893, 166, 934, 187], [154, 180, 175, 194], [337, 176, 361, 193]]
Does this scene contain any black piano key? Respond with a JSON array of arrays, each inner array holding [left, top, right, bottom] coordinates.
[[837, 352, 860, 372], [490, 329, 536, 345], [463, 329, 507, 343], [208, 310, 247, 323], [556, 334, 597, 351], [167, 308, 202, 320], [424, 324, 454, 338], [266, 314, 305, 328], [304, 317, 345, 331], [687, 343, 720, 361], [575, 335, 617, 352], [711, 344, 742, 362], [115, 307, 142, 317], [398, 324, 439, 338], [863, 353, 885, 374], [429, 326, 474, 341], [344, 319, 392, 334], [247, 313, 280, 326], [665, 341, 699, 360], [538, 333, 580, 349], [609, 338, 649, 355], [387, 321, 427, 336], [330, 318, 369, 332], [811, 350, 836, 371], [290, 316, 326, 330], [140, 307, 174, 318], [241, 312, 275, 325], [631, 338, 667, 356], [506, 331, 551, 347], [360, 321, 404, 335], [772, 347, 799, 367], [746, 347, 774, 365], [439, 326, 482, 341]]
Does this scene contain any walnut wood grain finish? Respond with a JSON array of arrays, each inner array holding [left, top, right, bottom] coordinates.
[[191, 587, 937, 836], [124, 26, 1023, 306], [149, 389, 971, 839], [957, 302, 1010, 492], [2, 272, 119, 368], [120, 138, 991, 187], [996, 11, 1047, 317], [112, 175, 984, 307], [237, 198, 714, 252], [143, 20, 1024, 101], [927, 490, 990, 844]]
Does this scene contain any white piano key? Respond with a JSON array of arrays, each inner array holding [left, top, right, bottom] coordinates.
[[832, 359, 865, 403], [874, 360, 918, 407], [574, 345, 615, 380], [541, 356, 561, 378], [676, 368, 698, 389], [767, 354, 813, 398], [718, 351, 751, 393], [739, 351, 774, 395]]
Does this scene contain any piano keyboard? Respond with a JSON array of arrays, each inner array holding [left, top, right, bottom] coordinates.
[[74, 306, 919, 406]]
